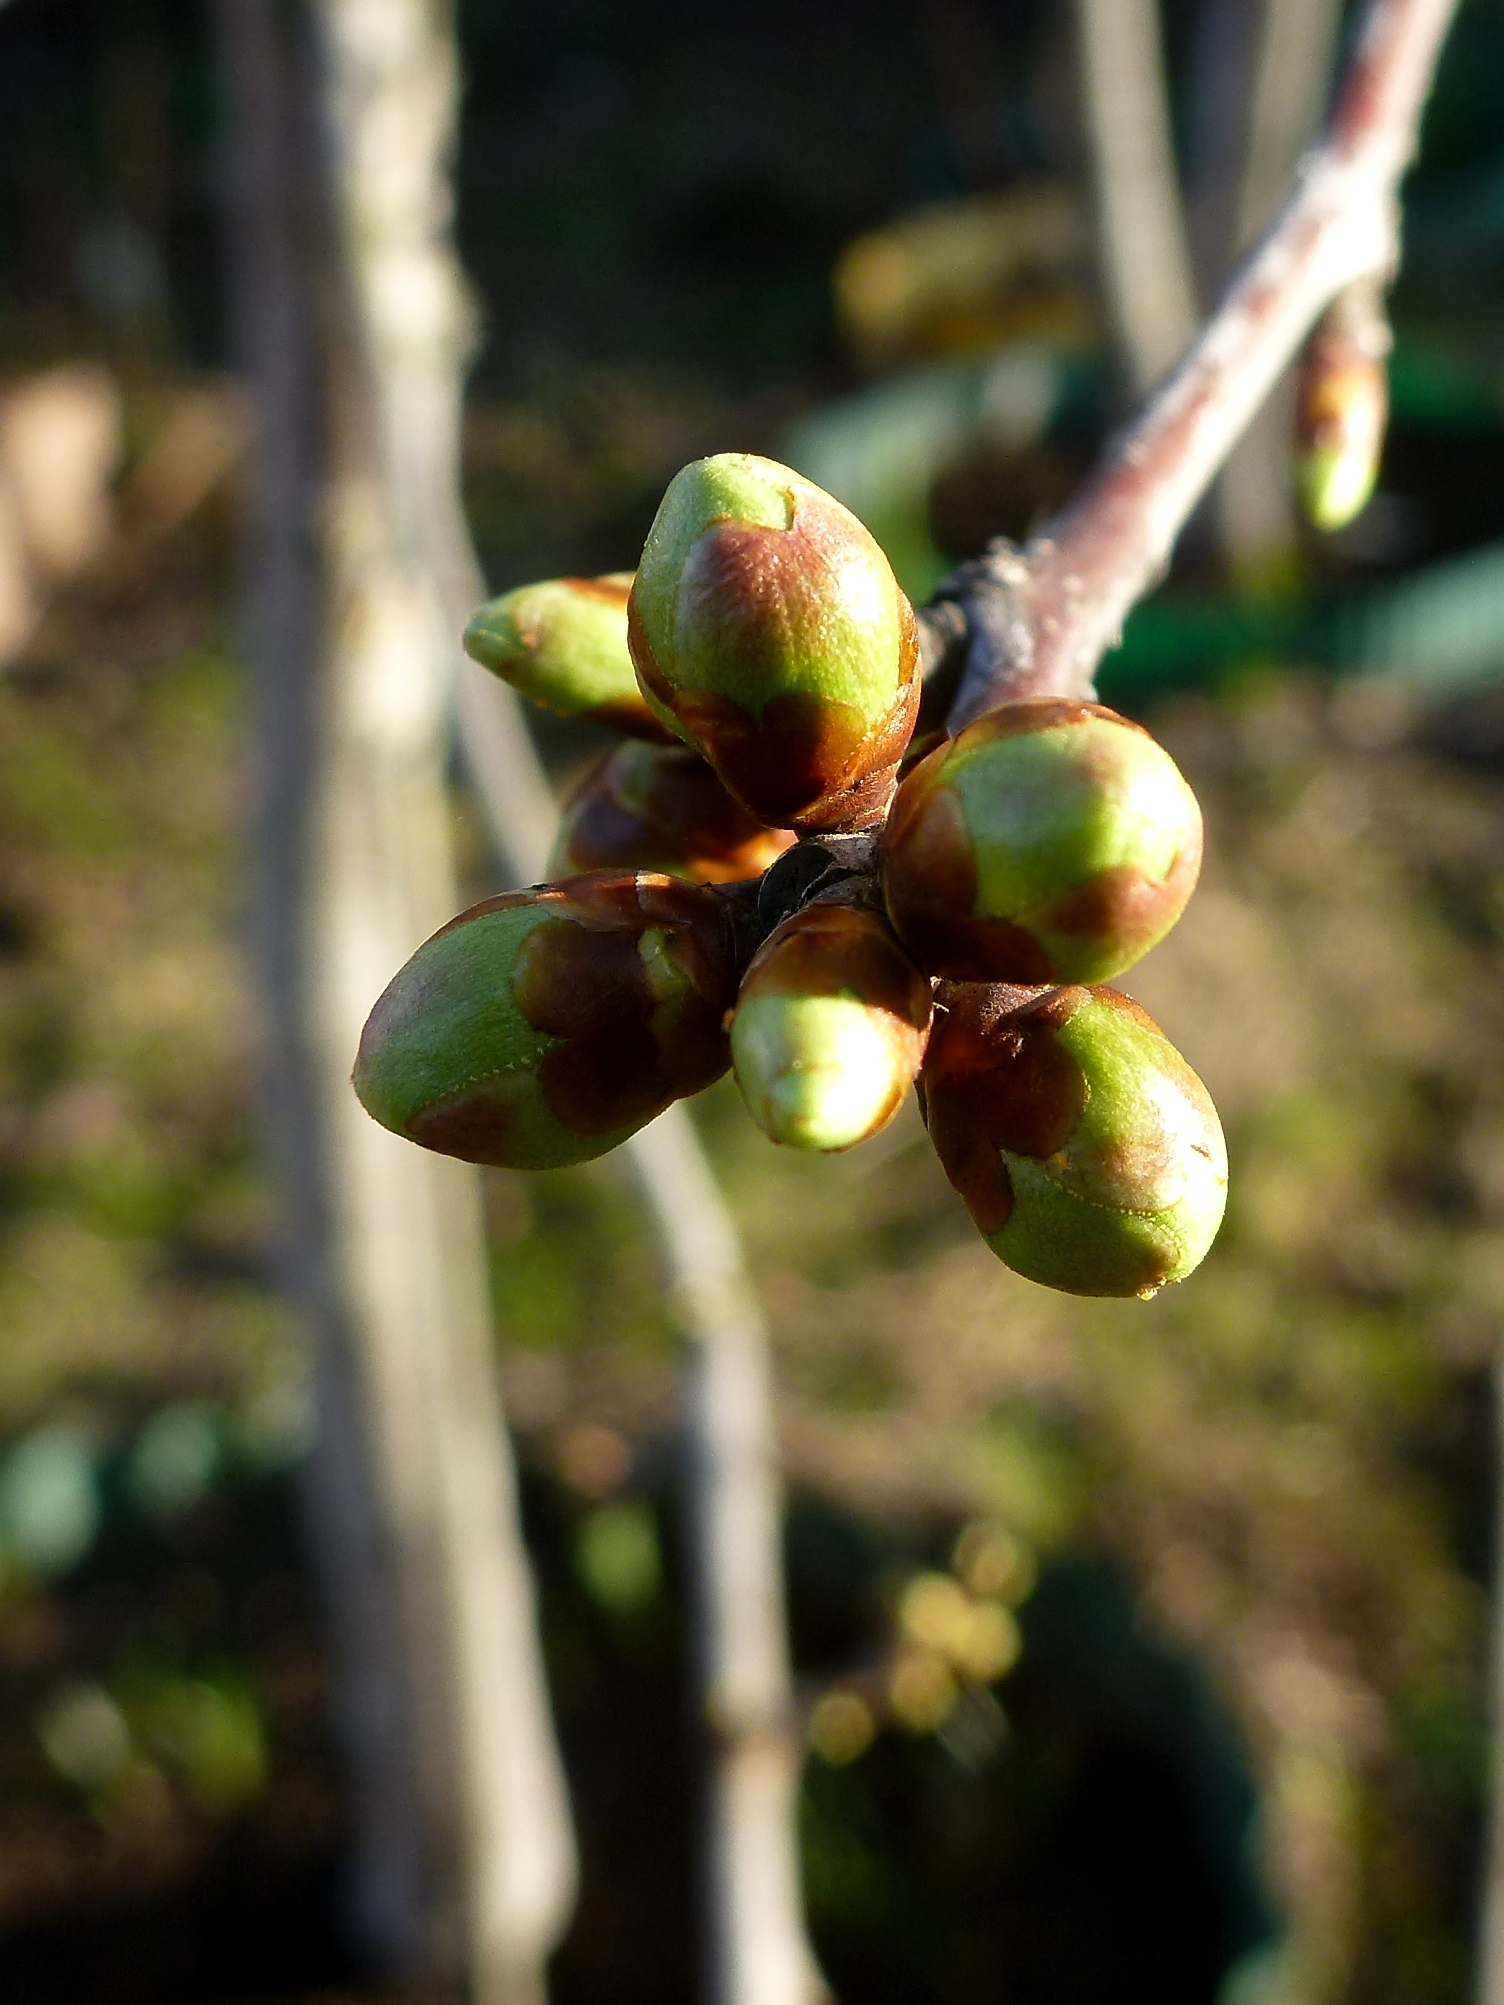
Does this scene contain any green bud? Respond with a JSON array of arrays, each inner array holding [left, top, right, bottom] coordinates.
[[550, 742, 794, 885], [1297, 325, 1388, 533], [464, 573, 674, 741], [628, 453, 921, 831], [921, 983, 1226, 1297], [732, 904, 932, 1151], [883, 699, 1201, 985], [354, 872, 744, 1170]]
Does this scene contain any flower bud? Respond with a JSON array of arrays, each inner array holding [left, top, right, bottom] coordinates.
[[464, 573, 674, 740], [1297, 316, 1389, 532], [883, 699, 1201, 985], [354, 872, 744, 1170], [550, 742, 794, 885], [921, 983, 1226, 1297], [628, 453, 921, 831], [731, 904, 932, 1151]]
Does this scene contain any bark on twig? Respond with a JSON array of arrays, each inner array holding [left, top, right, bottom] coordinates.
[[941, 0, 1458, 725]]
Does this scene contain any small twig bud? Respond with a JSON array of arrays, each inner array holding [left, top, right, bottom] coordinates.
[[1296, 278, 1392, 533]]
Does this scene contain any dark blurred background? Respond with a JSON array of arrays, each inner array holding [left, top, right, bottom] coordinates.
[[1, 2, 1504, 2002]]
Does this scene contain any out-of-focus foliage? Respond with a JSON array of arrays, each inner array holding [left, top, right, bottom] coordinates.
[[0, 543, 299, 1439]]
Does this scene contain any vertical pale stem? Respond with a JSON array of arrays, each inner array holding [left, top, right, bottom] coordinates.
[[629, 1114, 823, 2005], [310, 2, 578, 2000], [1073, 0, 1198, 395], [211, 0, 432, 1966]]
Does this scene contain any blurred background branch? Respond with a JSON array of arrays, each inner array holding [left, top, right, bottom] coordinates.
[[218, 0, 577, 1996], [1071, 0, 1196, 398]]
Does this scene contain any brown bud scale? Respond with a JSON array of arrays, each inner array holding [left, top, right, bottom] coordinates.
[[388, 873, 742, 1162], [552, 743, 793, 884]]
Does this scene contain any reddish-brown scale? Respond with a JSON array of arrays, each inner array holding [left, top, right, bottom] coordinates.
[[628, 544, 921, 831], [514, 917, 651, 1039], [882, 779, 1059, 981], [506, 872, 745, 1137], [743, 903, 932, 1029], [409, 1077, 525, 1162], [1027, 836, 1203, 947], [565, 575, 632, 609], [557, 746, 791, 881], [965, 697, 1144, 744], [539, 1025, 669, 1135], [558, 763, 661, 871], [424, 885, 554, 944], [921, 984, 1091, 1234]]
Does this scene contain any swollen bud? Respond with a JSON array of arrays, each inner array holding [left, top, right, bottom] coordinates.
[[883, 699, 1201, 986], [464, 573, 674, 741], [551, 742, 794, 885], [1299, 330, 1395, 533], [354, 872, 744, 1170], [1297, 302, 1389, 532], [921, 983, 1226, 1297], [628, 453, 921, 831], [732, 904, 932, 1151]]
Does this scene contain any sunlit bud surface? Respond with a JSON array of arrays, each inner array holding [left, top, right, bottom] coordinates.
[[354, 871, 744, 1170], [884, 699, 1202, 985], [732, 903, 932, 1151], [628, 453, 921, 830], [921, 982, 1226, 1297]]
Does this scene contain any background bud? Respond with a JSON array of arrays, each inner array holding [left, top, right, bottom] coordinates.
[[464, 572, 675, 740], [354, 872, 743, 1170], [1297, 315, 1389, 532], [550, 742, 794, 885], [883, 699, 1201, 985], [921, 983, 1226, 1297], [628, 452, 921, 831], [732, 903, 932, 1151]]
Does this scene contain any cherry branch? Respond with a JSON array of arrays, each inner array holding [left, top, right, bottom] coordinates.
[[926, 0, 1459, 731]]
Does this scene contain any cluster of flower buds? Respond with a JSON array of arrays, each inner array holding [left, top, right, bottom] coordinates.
[[357, 451, 1228, 1298]]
